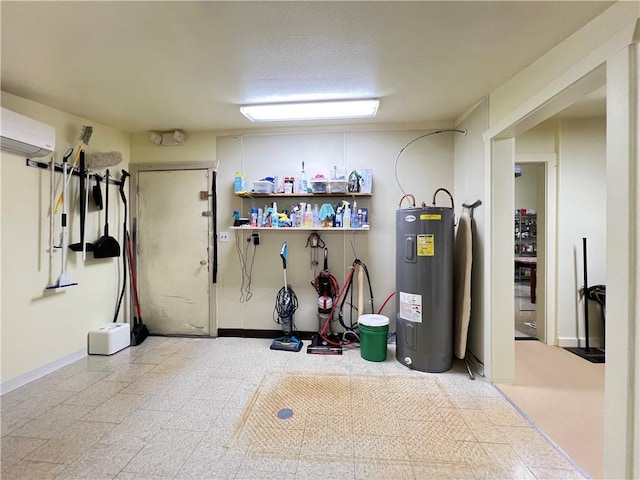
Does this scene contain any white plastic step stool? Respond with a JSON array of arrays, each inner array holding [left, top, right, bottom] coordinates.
[[88, 323, 130, 355]]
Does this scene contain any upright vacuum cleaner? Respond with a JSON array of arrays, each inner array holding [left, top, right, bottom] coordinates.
[[270, 242, 303, 352], [307, 248, 342, 354]]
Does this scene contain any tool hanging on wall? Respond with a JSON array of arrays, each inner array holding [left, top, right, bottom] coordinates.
[[54, 126, 93, 214], [47, 149, 78, 289], [93, 169, 121, 258], [305, 232, 325, 275]]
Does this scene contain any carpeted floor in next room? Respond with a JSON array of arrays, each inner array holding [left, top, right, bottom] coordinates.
[[498, 340, 605, 479], [2, 337, 588, 479]]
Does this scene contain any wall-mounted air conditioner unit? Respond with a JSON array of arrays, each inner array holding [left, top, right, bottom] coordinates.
[[1, 107, 55, 158]]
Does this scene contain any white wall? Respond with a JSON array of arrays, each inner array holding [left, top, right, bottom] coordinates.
[[216, 130, 455, 333], [1, 93, 130, 387], [556, 117, 606, 347], [514, 164, 539, 211], [453, 98, 488, 366]]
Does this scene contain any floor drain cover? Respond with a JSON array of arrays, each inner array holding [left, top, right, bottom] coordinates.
[[277, 408, 294, 420]]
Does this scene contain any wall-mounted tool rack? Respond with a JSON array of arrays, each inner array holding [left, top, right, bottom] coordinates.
[[25, 159, 123, 186]]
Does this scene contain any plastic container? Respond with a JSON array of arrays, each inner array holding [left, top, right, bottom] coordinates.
[[310, 178, 328, 194], [234, 172, 246, 193], [253, 180, 274, 194], [328, 180, 348, 194], [358, 314, 389, 362], [330, 168, 348, 180]]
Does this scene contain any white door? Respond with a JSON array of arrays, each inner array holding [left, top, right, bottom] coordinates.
[[137, 169, 211, 335]]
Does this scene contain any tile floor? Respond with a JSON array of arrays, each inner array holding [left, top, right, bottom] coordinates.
[[2, 337, 587, 479]]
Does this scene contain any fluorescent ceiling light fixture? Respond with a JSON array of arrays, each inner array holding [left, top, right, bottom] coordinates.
[[240, 99, 379, 122]]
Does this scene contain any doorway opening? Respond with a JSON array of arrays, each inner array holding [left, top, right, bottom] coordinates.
[[514, 163, 540, 340]]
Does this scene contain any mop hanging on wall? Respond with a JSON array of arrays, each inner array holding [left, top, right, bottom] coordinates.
[[47, 149, 78, 289]]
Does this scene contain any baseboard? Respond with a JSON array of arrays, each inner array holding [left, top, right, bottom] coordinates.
[[1, 348, 87, 395], [218, 328, 316, 340], [558, 336, 603, 348]]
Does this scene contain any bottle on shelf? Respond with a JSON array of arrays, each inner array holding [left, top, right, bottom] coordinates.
[[343, 201, 351, 228], [298, 161, 308, 194], [304, 204, 313, 228], [313, 204, 321, 228]]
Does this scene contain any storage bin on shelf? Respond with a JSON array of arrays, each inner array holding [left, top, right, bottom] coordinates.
[[252, 180, 275, 194], [310, 178, 328, 194], [328, 180, 348, 194]]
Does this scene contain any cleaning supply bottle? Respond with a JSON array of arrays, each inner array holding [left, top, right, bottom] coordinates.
[[234, 172, 246, 193], [343, 201, 351, 228], [351, 200, 359, 228], [298, 161, 308, 193], [313, 204, 321, 228], [335, 206, 342, 228], [304, 204, 313, 228], [271, 202, 279, 227]]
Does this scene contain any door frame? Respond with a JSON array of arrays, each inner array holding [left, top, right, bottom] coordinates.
[[129, 162, 218, 336], [515, 153, 557, 345]]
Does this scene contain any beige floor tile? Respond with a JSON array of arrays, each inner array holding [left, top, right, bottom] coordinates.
[[24, 420, 114, 465], [473, 464, 536, 480], [54, 442, 142, 479], [1, 436, 47, 470], [1, 415, 32, 437], [100, 409, 176, 448], [352, 434, 409, 461], [235, 468, 297, 479], [411, 460, 477, 479], [80, 393, 148, 424], [354, 458, 414, 480], [10, 404, 97, 440], [0, 459, 67, 479], [115, 472, 175, 480], [63, 380, 130, 407], [239, 451, 298, 474], [248, 427, 304, 454], [174, 444, 244, 479], [122, 429, 204, 477], [2, 389, 77, 420], [300, 430, 354, 459], [295, 458, 354, 479]]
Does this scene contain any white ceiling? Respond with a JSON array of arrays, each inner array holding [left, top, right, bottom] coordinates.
[[1, 1, 612, 134]]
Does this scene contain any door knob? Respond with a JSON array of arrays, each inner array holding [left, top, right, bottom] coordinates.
[[200, 260, 207, 266]]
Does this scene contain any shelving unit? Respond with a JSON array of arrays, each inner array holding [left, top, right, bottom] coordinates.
[[232, 191, 372, 231], [230, 226, 369, 231], [514, 212, 536, 256], [234, 192, 372, 198]]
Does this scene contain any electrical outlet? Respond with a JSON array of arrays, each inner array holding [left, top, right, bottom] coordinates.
[[219, 232, 230, 242]]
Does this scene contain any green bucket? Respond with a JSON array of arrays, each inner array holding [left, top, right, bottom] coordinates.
[[359, 314, 390, 362]]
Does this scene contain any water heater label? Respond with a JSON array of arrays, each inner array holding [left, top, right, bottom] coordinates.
[[417, 234, 435, 256], [399, 291, 422, 322], [420, 214, 441, 220]]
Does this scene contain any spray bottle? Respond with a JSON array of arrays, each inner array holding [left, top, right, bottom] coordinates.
[[351, 200, 359, 228], [271, 201, 279, 227], [343, 201, 351, 228]]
